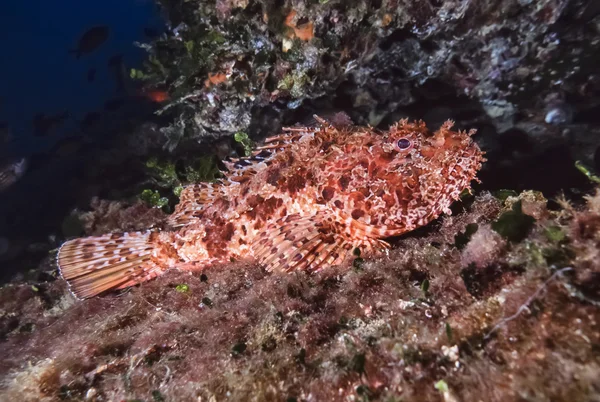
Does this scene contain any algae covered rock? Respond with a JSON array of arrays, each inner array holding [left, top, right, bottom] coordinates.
[[2, 0, 600, 401]]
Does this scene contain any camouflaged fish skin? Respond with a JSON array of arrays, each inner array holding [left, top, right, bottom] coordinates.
[[58, 117, 484, 298]]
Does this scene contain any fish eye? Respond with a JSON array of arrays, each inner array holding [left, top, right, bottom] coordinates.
[[397, 138, 411, 150]]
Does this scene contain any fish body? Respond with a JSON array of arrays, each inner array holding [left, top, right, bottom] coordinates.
[[70, 26, 109, 59], [58, 118, 484, 298], [0, 157, 27, 192]]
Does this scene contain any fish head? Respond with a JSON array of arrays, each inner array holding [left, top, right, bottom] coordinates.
[[318, 119, 484, 236]]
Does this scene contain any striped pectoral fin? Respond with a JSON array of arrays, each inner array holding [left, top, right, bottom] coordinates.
[[252, 212, 389, 273], [57, 231, 165, 299]]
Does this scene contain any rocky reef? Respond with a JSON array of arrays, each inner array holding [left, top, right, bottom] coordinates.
[[1, 190, 600, 401], [133, 0, 600, 194], [2, 0, 600, 401]]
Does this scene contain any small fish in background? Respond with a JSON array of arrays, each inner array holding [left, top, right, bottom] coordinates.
[[144, 89, 170, 103], [0, 157, 27, 192], [69, 26, 109, 59], [33, 111, 70, 137], [87, 68, 96, 82], [108, 54, 127, 93]]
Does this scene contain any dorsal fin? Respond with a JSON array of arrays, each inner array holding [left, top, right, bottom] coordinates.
[[223, 115, 345, 182], [168, 118, 332, 228], [254, 114, 333, 153], [224, 113, 349, 181], [243, 130, 303, 159], [222, 126, 313, 183]]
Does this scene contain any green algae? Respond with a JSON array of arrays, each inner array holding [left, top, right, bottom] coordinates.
[[183, 156, 220, 182], [140, 189, 169, 209], [492, 200, 536, 242], [544, 225, 566, 243], [175, 284, 190, 293], [129, 68, 147, 80], [575, 160, 600, 184], [234, 132, 254, 157], [434, 380, 449, 393], [146, 157, 180, 188]]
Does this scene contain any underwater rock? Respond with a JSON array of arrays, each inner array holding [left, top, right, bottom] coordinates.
[[2, 0, 600, 400], [136, 1, 596, 150], [1, 190, 600, 400], [113, 0, 600, 197]]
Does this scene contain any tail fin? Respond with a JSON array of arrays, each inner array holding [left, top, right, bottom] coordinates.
[[57, 231, 164, 299]]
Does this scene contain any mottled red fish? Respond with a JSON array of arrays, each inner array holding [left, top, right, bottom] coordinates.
[[58, 117, 484, 298]]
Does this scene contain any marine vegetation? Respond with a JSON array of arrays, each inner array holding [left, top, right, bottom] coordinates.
[[1, 0, 600, 401], [1, 186, 600, 401]]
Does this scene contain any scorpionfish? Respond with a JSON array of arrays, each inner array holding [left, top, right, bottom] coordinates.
[[58, 116, 484, 298]]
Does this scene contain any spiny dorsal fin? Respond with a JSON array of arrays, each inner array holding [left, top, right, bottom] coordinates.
[[226, 113, 351, 176], [222, 115, 347, 184], [221, 130, 308, 184], [251, 212, 389, 273], [58, 231, 164, 299]]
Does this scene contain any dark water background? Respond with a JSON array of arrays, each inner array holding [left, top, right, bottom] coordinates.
[[0, 0, 165, 273], [0, 0, 163, 155]]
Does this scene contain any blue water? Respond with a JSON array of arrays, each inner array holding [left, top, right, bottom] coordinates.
[[0, 0, 167, 272], [0, 0, 165, 157]]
